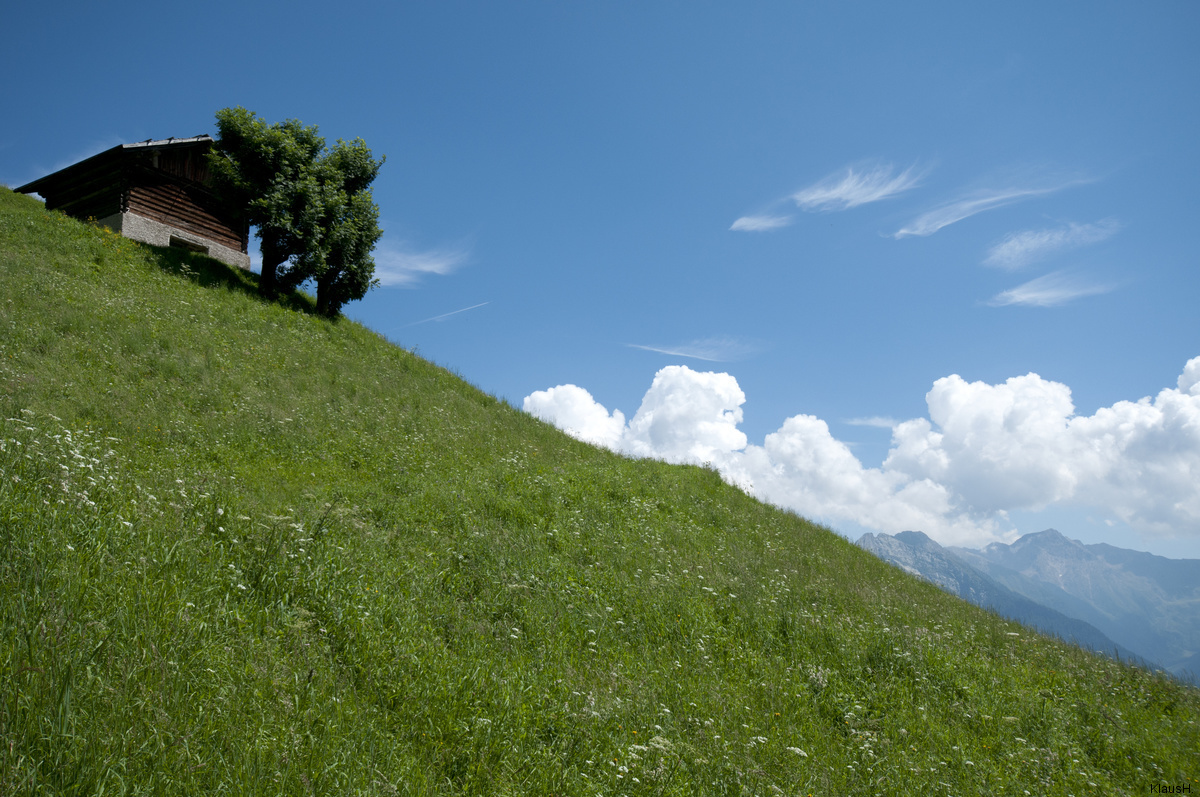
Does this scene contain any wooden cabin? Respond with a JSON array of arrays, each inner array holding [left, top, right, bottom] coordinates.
[[16, 135, 251, 270]]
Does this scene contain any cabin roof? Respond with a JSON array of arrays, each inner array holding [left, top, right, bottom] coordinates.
[[16, 135, 215, 196]]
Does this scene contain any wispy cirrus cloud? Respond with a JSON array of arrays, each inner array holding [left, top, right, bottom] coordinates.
[[372, 240, 469, 287], [730, 161, 923, 232], [627, 336, 759, 362], [791, 162, 925, 212], [895, 176, 1093, 239], [846, 416, 898, 429], [730, 214, 793, 232], [988, 271, 1116, 307], [984, 219, 1120, 270], [895, 186, 1059, 238]]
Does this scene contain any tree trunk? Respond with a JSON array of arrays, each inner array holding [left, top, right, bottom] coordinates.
[[259, 243, 283, 297], [316, 270, 337, 318]]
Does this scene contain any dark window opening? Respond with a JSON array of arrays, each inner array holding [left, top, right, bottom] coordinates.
[[169, 235, 208, 255]]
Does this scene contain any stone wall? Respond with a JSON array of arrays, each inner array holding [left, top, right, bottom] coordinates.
[[95, 210, 252, 271]]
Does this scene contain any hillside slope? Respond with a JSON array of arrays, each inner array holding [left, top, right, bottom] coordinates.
[[2, 188, 1198, 795]]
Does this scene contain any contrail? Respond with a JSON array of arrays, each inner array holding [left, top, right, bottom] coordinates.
[[404, 301, 490, 327]]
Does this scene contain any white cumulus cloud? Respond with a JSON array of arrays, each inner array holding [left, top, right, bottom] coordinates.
[[887, 364, 1200, 537], [524, 358, 1200, 549], [621, 366, 748, 464], [523, 384, 626, 450], [1179, 359, 1200, 396], [885, 373, 1087, 513]]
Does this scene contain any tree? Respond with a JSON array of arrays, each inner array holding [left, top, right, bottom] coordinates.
[[208, 108, 324, 297], [306, 186, 382, 318], [285, 138, 384, 317], [207, 107, 384, 315]]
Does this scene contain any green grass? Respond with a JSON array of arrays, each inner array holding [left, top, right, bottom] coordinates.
[[1, 186, 1198, 795]]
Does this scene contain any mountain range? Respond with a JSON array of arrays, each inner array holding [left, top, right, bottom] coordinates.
[[858, 529, 1200, 679]]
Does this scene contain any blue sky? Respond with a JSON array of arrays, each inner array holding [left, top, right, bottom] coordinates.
[[4, 2, 1198, 555]]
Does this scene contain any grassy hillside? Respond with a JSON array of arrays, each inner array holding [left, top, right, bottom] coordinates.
[[1, 187, 1197, 795]]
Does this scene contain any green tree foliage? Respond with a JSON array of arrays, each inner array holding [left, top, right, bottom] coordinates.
[[207, 108, 324, 297], [286, 139, 384, 317], [208, 107, 384, 316]]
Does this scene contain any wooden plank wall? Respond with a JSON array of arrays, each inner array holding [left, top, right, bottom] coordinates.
[[127, 176, 245, 252], [154, 146, 213, 185]]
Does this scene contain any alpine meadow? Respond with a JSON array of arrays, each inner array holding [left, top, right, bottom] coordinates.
[[2, 188, 1198, 794]]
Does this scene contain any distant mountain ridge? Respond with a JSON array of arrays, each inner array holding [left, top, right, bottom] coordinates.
[[949, 529, 1200, 677], [857, 530, 1146, 668], [859, 528, 1200, 678]]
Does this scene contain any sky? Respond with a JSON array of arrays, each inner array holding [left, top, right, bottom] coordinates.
[[3, 2, 1198, 556]]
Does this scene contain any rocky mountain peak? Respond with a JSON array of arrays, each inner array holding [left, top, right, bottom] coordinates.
[[894, 530, 937, 548]]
